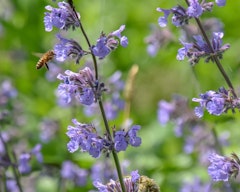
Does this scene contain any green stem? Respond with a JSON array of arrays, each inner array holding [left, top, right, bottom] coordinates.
[[68, 2, 126, 191], [184, 0, 237, 98], [98, 100, 126, 192]]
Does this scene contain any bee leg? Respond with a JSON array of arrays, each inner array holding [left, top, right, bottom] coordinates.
[[45, 63, 49, 70]]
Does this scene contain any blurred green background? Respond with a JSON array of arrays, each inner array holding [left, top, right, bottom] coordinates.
[[1, 0, 240, 191]]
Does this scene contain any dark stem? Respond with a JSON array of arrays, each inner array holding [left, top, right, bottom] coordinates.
[[68, 0, 98, 80], [98, 100, 126, 192], [68, 1, 126, 191], [0, 132, 23, 192], [184, 0, 237, 98]]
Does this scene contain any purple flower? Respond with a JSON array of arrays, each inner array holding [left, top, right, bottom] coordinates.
[[61, 161, 88, 186], [66, 119, 111, 158], [114, 125, 141, 152], [31, 144, 43, 163], [114, 131, 128, 152], [44, 1, 80, 32], [186, 0, 203, 18], [216, 0, 226, 6], [208, 153, 240, 182], [192, 87, 240, 118], [156, 8, 171, 27], [57, 67, 103, 106], [131, 170, 140, 183], [157, 100, 175, 125], [177, 32, 230, 65], [92, 25, 128, 59], [54, 34, 88, 63], [18, 153, 31, 174]]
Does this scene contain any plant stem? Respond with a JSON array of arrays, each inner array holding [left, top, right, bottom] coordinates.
[[184, 0, 237, 98], [98, 100, 126, 192], [68, 2, 126, 191]]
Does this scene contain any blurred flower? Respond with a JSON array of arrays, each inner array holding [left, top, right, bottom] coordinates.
[[61, 161, 88, 186], [208, 153, 240, 182], [177, 32, 230, 65], [54, 34, 88, 63], [39, 119, 59, 143], [18, 144, 43, 174], [18, 153, 31, 174], [92, 25, 128, 59], [145, 25, 174, 56], [216, 0, 226, 6], [180, 177, 210, 192], [57, 67, 105, 106], [0, 80, 17, 106], [192, 87, 240, 118], [44, 1, 80, 32]]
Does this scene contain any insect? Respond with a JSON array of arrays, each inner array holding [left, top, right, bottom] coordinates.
[[36, 50, 55, 70]]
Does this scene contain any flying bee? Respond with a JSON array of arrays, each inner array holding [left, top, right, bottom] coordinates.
[[36, 50, 55, 70]]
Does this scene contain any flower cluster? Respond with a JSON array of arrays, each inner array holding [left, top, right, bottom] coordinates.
[[208, 153, 240, 182], [57, 67, 105, 106], [92, 25, 128, 59], [18, 144, 43, 174], [44, 1, 80, 32], [54, 34, 89, 63], [66, 119, 141, 158], [156, 1, 213, 28], [61, 161, 88, 186], [177, 32, 230, 65], [192, 87, 240, 118]]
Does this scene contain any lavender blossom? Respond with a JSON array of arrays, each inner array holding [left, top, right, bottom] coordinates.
[[192, 87, 240, 118], [92, 25, 128, 59], [44, 1, 80, 32], [208, 153, 240, 182], [157, 100, 175, 125], [54, 34, 88, 63], [61, 161, 88, 186], [18, 153, 31, 174], [114, 125, 141, 152], [57, 67, 104, 106], [157, 1, 216, 28], [66, 119, 111, 158], [177, 32, 230, 65]]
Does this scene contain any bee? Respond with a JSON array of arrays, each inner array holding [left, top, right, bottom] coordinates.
[[36, 50, 55, 70]]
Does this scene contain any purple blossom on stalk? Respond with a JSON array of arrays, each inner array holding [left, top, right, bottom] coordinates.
[[192, 87, 240, 118], [66, 119, 111, 158], [54, 34, 88, 63], [44, 1, 80, 32], [57, 67, 105, 106], [157, 2, 214, 28], [92, 25, 128, 59], [208, 153, 240, 181], [61, 161, 88, 186], [177, 32, 230, 65]]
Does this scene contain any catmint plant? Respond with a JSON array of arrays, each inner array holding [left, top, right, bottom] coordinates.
[[41, 0, 157, 191], [155, 0, 240, 190]]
